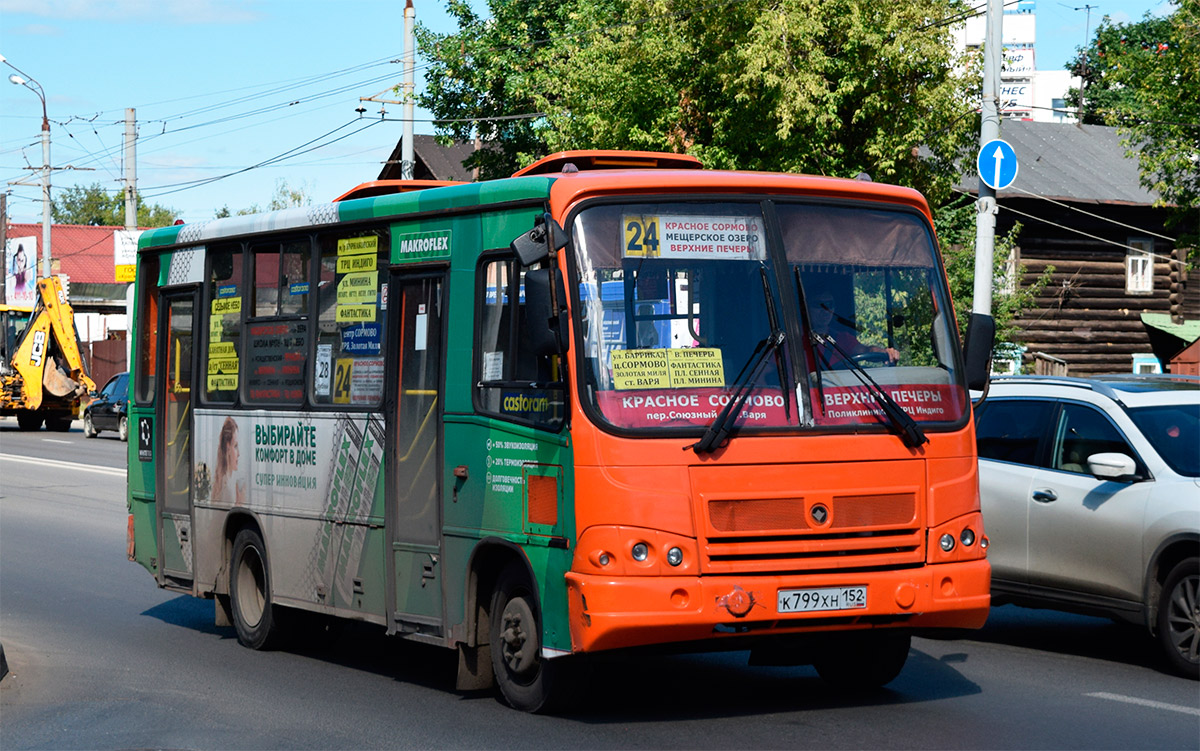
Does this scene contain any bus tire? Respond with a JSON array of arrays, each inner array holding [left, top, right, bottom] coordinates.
[[229, 528, 282, 650], [814, 630, 911, 691], [489, 563, 570, 713]]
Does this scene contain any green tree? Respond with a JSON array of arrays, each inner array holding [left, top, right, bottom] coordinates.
[[1066, 3, 1200, 249], [416, 0, 571, 180], [934, 197, 1052, 366], [1064, 13, 1173, 126], [419, 0, 979, 202], [52, 183, 178, 227]]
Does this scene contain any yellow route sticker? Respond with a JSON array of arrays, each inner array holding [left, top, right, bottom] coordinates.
[[667, 348, 725, 387], [611, 349, 670, 390]]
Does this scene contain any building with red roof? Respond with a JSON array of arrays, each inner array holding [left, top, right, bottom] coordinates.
[[5, 222, 136, 312]]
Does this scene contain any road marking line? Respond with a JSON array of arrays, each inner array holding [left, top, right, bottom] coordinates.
[[1085, 692, 1200, 717], [0, 453, 125, 478], [42, 439, 73, 445]]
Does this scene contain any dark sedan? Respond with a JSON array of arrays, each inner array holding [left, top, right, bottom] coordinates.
[[83, 371, 129, 440]]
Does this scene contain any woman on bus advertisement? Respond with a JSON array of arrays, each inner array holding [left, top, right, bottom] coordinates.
[[210, 415, 246, 505]]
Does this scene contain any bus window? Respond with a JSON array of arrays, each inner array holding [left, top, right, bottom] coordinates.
[[252, 238, 311, 317], [475, 255, 565, 430], [313, 229, 387, 407], [245, 239, 312, 405], [779, 202, 966, 426], [135, 253, 160, 405], [572, 203, 796, 432], [204, 244, 243, 403]]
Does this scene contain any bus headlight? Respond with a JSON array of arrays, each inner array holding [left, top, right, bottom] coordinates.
[[631, 542, 649, 562], [960, 528, 976, 547], [666, 547, 683, 567], [939, 533, 956, 552]]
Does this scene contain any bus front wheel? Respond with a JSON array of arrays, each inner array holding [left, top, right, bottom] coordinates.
[[813, 630, 911, 691], [489, 563, 576, 713], [230, 528, 281, 650]]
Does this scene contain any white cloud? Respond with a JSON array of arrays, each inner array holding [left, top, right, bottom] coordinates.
[[5, 23, 63, 36], [0, 0, 263, 24]]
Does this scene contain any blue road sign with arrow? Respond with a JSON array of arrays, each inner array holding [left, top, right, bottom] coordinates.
[[977, 138, 1018, 191]]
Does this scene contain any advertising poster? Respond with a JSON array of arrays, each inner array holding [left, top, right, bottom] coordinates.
[[5, 236, 38, 306], [193, 410, 385, 605]]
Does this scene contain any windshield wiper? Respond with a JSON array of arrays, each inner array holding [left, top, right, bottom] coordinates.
[[811, 331, 928, 449], [760, 265, 793, 421], [687, 329, 784, 455]]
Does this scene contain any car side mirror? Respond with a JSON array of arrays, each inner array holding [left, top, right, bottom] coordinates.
[[524, 268, 569, 356], [962, 313, 995, 393], [1087, 452, 1139, 482], [510, 214, 568, 266]]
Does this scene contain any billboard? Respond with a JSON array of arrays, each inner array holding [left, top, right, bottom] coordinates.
[[5, 236, 38, 306]]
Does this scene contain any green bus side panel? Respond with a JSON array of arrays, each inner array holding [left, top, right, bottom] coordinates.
[[129, 495, 158, 576], [442, 416, 575, 653], [138, 224, 183, 251], [337, 177, 554, 225]]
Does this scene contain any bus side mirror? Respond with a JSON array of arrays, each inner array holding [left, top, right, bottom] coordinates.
[[525, 268, 569, 356], [510, 214, 568, 266], [963, 313, 995, 392]]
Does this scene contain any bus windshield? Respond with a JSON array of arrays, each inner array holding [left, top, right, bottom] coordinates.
[[571, 200, 967, 434]]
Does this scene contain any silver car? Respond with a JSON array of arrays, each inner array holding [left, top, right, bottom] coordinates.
[[975, 374, 1199, 678]]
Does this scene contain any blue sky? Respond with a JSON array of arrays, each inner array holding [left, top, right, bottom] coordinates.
[[0, 0, 1175, 225]]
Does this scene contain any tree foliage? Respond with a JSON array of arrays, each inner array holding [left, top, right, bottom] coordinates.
[[1066, 3, 1200, 247], [418, 0, 979, 203], [52, 183, 178, 227], [214, 179, 313, 218]]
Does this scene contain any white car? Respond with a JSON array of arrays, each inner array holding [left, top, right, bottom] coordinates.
[[974, 374, 1199, 678]]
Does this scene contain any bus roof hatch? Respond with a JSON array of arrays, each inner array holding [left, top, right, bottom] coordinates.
[[511, 150, 703, 177], [333, 179, 464, 202]]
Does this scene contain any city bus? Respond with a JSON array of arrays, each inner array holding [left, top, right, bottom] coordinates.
[[127, 150, 996, 712]]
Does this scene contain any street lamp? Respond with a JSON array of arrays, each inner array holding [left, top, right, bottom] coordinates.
[[1, 54, 52, 279]]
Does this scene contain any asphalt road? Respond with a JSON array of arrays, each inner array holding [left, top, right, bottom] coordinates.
[[1, 423, 1197, 749]]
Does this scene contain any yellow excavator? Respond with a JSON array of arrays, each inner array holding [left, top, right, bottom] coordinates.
[[0, 276, 96, 431]]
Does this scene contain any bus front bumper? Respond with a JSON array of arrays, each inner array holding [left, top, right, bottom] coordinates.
[[564, 559, 990, 653]]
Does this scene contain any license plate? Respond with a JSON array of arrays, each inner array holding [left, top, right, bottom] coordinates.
[[778, 586, 867, 613]]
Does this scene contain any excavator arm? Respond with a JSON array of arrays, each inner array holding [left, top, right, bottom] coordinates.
[[8, 276, 96, 411]]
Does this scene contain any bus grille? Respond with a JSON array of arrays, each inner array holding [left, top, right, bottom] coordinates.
[[692, 462, 927, 574]]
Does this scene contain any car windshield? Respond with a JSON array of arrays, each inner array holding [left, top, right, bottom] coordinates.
[[570, 200, 967, 434], [1127, 404, 1200, 477]]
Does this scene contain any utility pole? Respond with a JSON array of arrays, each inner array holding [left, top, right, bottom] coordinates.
[[124, 108, 137, 231], [401, 0, 416, 180], [972, 0, 1003, 316], [1, 192, 7, 306], [123, 108, 138, 370]]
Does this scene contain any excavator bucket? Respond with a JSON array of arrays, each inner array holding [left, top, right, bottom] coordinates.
[[43, 359, 82, 398]]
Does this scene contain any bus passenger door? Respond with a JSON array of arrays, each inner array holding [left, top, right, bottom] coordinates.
[[157, 290, 197, 591], [387, 271, 446, 636]]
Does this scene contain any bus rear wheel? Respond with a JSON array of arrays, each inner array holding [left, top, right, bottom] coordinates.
[[230, 528, 281, 650], [489, 564, 575, 713], [814, 630, 911, 691]]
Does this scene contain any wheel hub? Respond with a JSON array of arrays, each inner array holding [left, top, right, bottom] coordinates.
[[1166, 573, 1199, 663], [499, 597, 538, 678]]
